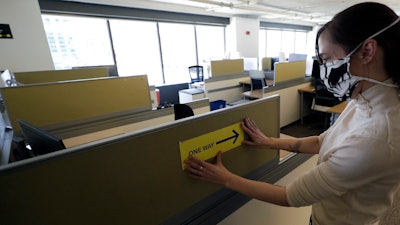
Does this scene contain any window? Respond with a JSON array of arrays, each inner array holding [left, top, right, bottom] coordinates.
[[42, 14, 226, 85], [109, 19, 163, 85], [42, 15, 114, 70], [158, 23, 197, 84], [259, 27, 309, 60], [196, 25, 225, 79]]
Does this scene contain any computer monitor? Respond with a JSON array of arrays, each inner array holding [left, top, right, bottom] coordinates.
[[288, 53, 307, 62], [156, 83, 189, 107], [270, 57, 280, 70], [17, 119, 66, 156], [243, 57, 258, 71]]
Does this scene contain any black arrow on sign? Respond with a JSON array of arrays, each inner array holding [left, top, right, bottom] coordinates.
[[216, 129, 239, 145]]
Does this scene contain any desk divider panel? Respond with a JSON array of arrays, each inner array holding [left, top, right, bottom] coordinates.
[[14, 67, 109, 84], [0, 96, 280, 225], [274, 60, 306, 82], [1, 75, 151, 134], [210, 59, 244, 77]]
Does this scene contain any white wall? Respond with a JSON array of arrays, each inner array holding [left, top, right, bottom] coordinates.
[[0, 0, 54, 72], [226, 16, 260, 58]]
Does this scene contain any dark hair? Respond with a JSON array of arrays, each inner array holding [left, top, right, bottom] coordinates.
[[316, 2, 400, 84]]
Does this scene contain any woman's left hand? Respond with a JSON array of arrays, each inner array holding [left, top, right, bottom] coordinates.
[[184, 151, 234, 186]]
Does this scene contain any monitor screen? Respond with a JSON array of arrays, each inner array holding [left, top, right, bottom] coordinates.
[[156, 83, 189, 107], [17, 119, 66, 156], [270, 57, 280, 70]]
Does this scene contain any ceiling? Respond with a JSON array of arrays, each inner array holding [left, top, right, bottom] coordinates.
[[65, 0, 400, 26]]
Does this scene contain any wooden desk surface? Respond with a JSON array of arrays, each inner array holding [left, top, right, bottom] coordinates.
[[243, 89, 264, 99], [239, 77, 274, 86], [63, 105, 211, 148], [326, 101, 348, 114], [298, 85, 315, 93]]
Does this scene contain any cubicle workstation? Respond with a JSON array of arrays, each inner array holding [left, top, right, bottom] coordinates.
[[0, 74, 211, 164], [0, 96, 281, 225], [1, 75, 152, 136], [205, 59, 248, 103], [57, 98, 211, 148], [242, 59, 311, 127], [13, 67, 110, 85], [243, 59, 307, 99]]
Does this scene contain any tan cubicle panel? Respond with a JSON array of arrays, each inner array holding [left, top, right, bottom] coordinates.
[[0, 96, 280, 225], [14, 67, 109, 84], [210, 59, 244, 77], [261, 57, 272, 70], [61, 98, 211, 148], [274, 60, 306, 82], [1, 75, 151, 134]]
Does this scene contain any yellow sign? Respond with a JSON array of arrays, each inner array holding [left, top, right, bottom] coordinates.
[[179, 123, 244, 169]]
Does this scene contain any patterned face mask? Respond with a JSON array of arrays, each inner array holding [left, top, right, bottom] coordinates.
[[318, 17, 400, 100], [319, 56, 359, 100]]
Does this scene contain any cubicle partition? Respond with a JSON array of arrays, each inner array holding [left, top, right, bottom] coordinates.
[[206, 59, 247, 103], [210, 59, 244, 77], [13, 67, 109, 84], [274, 60, 306, 83], [0, 75, 151, 134], [0, 96, 280, 225]]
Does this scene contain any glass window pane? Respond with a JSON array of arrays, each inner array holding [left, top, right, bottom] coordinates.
[[196, 25, 225, 79], [159, 23, 197, 84], [281, 30, 295, 57], [266, 29, 281, 57], [109, 19, 162, 85], [295, 31, 308, 54], [42, 14, 114, 70]]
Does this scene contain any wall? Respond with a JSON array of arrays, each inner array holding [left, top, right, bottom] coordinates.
[[226, 16, 260, 58], [0, 0, 54, 72]]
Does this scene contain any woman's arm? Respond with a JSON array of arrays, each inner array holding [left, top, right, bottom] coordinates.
[[241, 117, 321, 154], [184, 151, 290, 206]]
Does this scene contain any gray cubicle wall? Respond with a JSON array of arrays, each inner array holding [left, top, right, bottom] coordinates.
[[0, 96, 280, 225]]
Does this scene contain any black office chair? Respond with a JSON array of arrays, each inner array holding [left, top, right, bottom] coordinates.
[[174, 104, 194, 120], [249, 70, 267, 90], [188, 66, 204, 83]]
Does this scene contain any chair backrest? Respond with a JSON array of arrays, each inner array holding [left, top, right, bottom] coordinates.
[[250, 78, 267, 90], [188, 66, 204, 83], [174, 104, 194, 120], [249, 70, 267, 90]]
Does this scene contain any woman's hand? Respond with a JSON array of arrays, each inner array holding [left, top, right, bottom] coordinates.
[[184, 151, 235, 186], [241, 117, 272, 147]]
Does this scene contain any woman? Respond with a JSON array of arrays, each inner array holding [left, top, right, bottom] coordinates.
[[184, 2, 400, 225]]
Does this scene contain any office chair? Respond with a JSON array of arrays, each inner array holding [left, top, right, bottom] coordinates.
[[188, 65, 204, 83], [249, 70, 267, 91], [174, 104, 194, 120]]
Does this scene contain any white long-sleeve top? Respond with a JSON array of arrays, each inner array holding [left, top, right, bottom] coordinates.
[[286, 81, 400, 225]]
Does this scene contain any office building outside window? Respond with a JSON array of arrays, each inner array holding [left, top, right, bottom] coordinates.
[[42, 14, 226, 86], [42, 15, 114, 70]]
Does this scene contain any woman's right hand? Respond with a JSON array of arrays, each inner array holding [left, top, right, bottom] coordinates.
[[241, 117, 272, 148]]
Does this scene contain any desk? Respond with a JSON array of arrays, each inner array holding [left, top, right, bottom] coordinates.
[[298, 85, 315, 124], [326, 101, 348, 114], [178, 88, 205, 104], [239, 77, 275, 87], [243, 89, 264, 99]]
